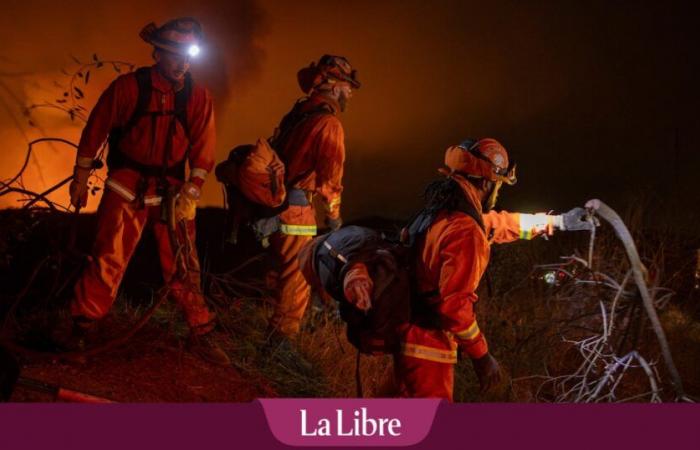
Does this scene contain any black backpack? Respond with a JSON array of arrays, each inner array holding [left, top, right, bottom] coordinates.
[[313, 225, 412, 354], [106, 67, 193, 181]]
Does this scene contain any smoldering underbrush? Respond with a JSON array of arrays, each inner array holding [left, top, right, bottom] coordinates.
[[0, 206, 698, 402]]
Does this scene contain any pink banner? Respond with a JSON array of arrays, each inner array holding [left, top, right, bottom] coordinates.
[[258, 398, 441, 446]]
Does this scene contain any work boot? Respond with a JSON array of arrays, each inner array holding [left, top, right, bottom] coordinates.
[[188, 332, 231, 367]]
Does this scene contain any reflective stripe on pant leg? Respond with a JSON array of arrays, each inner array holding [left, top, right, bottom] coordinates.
[[72, 190, 148, 320], [401, 342, 458, 364], [279, 224, 317, 236], [393, 352, 455, 401], [269, 233, 313, 336], [152, 212, 213, 330]]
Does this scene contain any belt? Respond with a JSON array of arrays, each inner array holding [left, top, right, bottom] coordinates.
[[287, 188, 310, 206]]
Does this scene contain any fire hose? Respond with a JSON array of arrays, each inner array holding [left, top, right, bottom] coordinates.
[[585, 199, 686, 400]]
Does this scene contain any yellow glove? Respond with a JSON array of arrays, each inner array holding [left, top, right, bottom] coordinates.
[[174, 181, 200, 222], [69, 165, 91, 208]]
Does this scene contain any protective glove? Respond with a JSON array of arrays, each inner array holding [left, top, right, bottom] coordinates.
[[519, 213, 559, 237], [343, 263, 373, 312], [69, 165, 91, 208], [472, 352, 502, 393], [174, 181, 200, 222], [560, 207, 596, 231], [325, 216, 343, 232]]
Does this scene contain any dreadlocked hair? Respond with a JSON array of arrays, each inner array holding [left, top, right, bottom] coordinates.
[[423, 177, 469, 214]]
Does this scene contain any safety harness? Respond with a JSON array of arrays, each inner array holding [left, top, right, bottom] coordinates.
[[107, 67, 193, 209]]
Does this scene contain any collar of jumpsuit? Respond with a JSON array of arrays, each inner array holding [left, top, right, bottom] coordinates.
[[306, 91, 341, 115], [447, 172, 486, 217]]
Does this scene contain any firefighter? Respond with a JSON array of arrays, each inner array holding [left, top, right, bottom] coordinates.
[[64, 18, 229, 365], [266, 55, 360, 340], [395, 138, 594, 400]]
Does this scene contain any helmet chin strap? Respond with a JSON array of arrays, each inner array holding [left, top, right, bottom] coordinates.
[[483, 180, 502, 212]]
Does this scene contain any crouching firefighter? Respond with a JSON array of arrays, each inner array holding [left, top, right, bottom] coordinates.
[[62, 18, 229, 365], [397, 138, 595, 400], [298, 226, 411, 356]]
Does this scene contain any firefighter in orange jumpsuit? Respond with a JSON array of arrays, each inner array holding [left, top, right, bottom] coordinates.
[[65, 18, 229, 365], [396, 138, 594, 400], [267, 55, 360, 338]]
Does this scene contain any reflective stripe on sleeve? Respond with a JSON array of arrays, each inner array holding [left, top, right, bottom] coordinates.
[[519, 229, 533, 240], [190, 168, 208, 180], [454, 321, 481, 341], [401, 343, 458, 364], [76, 156, 94, 169], [279, 224, 317, 236]]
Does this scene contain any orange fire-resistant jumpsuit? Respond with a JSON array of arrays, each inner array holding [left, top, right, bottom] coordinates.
[[269, 95, 345, 336], [395, 175, 547, 400], [71, 66, 216, 333]]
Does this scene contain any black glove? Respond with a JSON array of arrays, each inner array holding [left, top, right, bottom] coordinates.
[[472, 353, 502, 393], [325, 216, 343, 231], [561, 207, 596, 231]]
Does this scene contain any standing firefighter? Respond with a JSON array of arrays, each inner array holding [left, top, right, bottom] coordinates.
[[64, 18, 229, 365], [396, 138, 594, 400], [267, 55, 360, 339]]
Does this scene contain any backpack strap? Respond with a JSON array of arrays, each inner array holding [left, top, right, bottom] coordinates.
[[173, 73, 192, 139], [124, 67, 153, 134], [107, 68, 194, 183], [403, 191, 485, 247], [270, 99, 333, 188], [455, 194, 485, 233], [161, 73, 193, 181]]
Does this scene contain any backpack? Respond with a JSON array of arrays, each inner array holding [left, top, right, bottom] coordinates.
[[216, 139, 286, 208], [107, 67, 192, 181], [215, 98, 332, 244], [312, 226, 412, 355]]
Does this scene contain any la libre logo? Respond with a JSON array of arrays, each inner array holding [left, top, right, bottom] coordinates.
[[300, 407, 402, 437]]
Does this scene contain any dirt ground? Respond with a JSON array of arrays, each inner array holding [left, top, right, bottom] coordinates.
[[9, 322, 276, 402]]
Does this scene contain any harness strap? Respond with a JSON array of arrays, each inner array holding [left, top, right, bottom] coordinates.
[[107, 67, 193, 183]]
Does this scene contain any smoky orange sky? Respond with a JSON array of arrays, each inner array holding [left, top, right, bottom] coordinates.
[[1, 1, 698, 227]]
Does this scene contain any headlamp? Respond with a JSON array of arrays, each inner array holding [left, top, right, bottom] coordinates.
[[187, 44, 201, 57]]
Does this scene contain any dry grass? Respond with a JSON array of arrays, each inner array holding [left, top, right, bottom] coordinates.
[[1, 207, 698, 402]]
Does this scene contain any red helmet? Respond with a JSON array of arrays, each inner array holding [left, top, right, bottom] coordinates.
[[443, 138, 516, 185], [140, 17, 203, 57], [297, 55, 361, 94]]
